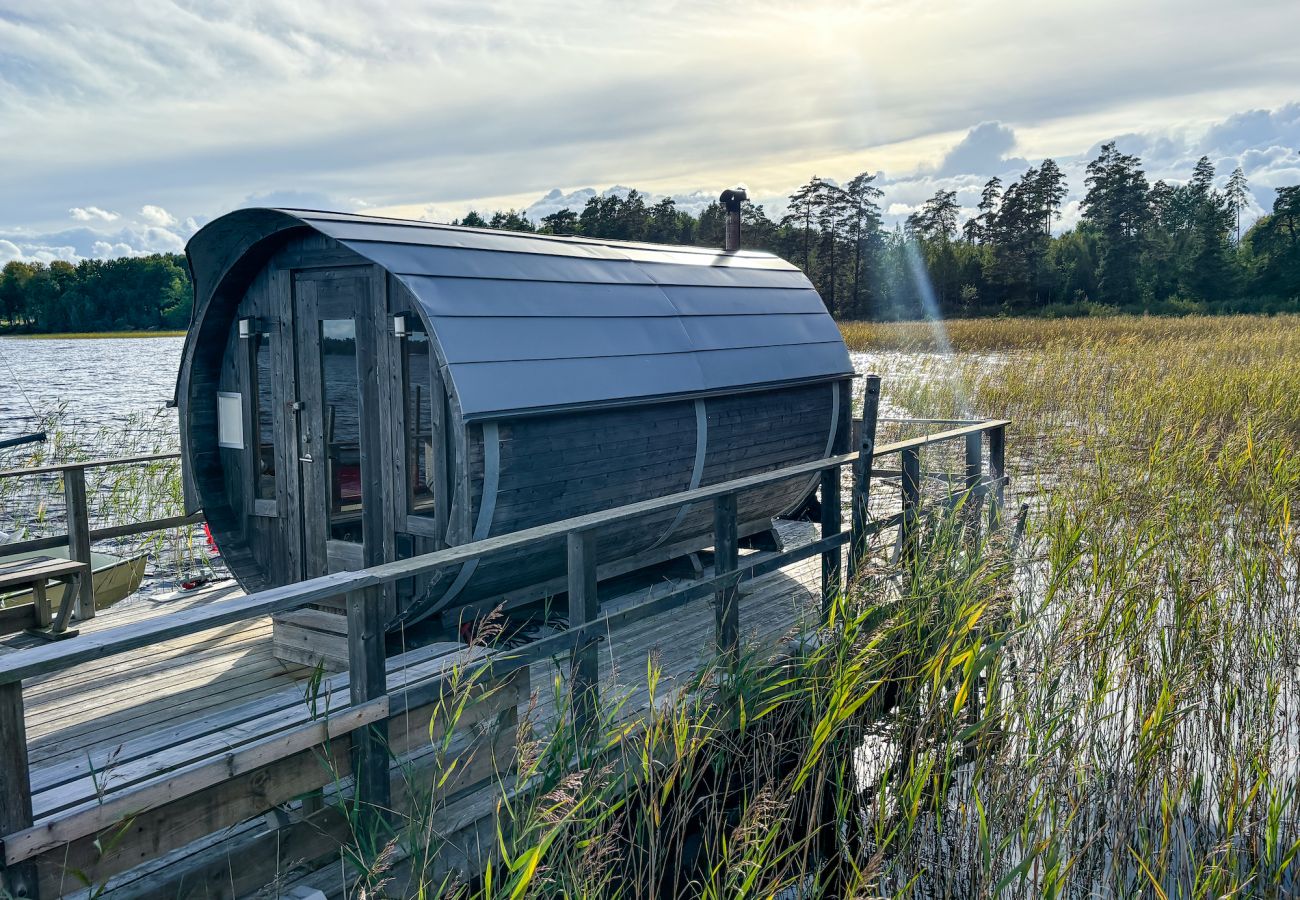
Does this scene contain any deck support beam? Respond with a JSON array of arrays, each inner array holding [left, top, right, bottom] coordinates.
[[819, 468, 842, 617], [0, 682, 37, 898], [713, 494, 739, 666], [346, 586, 390, 843], [63, 467, 94, 621], [566, 529, 600, 736], [965, 431, 983, 547], [988, 424, 1007, 531], [849, 374, 881, 580], [900, 447, 922, 567]]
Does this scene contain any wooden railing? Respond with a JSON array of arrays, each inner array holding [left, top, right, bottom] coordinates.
[[0, 452, 202, 625], [0, 375, 1010, 897]]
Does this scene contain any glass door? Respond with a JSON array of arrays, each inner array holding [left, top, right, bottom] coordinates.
[[293, 272, 372, 576]]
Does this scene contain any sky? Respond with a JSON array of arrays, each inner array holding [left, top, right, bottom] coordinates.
[[2, 0, 1299, 263]]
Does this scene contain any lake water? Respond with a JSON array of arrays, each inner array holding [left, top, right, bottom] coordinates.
[[1, 334, 994, 455], [0, 335, 185, 452]]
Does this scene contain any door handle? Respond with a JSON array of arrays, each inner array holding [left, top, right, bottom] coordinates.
[[299, 453, 314, 463]]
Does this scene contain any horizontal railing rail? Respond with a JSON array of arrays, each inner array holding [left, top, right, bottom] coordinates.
[[0, 375, 1011, 897], [0, 450, 181, 481], [0, 451, 194, 626]]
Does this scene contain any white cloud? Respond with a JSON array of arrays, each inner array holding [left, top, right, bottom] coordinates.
[[69, 206, 118, 222], [139, 204, 177, 227], [5, 0, 1300, 237]]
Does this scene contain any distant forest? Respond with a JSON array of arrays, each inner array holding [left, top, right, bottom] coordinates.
[[3, 144, 1298, 332], [0, 253, 190, 333]]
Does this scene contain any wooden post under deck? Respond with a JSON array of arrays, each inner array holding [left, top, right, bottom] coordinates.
[[988, 424, 1006, 531], [965, 431, 983, 546], [63, 467, 94, 621], [900, 447, 922, 567], [850, 374, 881, 580], [0, 682, 37, 898], [713, 493, 739, 665], [346, 586, 389, 840], [567, 529, 600, 735], [820, 468, 842, 616]]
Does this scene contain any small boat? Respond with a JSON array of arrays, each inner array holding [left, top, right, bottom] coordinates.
[[0, 547, 147, 610]]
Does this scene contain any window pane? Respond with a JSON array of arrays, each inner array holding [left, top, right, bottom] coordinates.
[[254, 332, 275, 501], [321, 318, 362, 542], [406, 332, 436, 515]]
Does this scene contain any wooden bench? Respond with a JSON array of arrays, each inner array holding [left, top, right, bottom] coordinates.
[[0, 556, 90, 640]]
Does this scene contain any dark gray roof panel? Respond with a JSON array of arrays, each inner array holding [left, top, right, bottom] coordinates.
[[658, 286, 829, 316], [430, 316, 696, 364], [292, 209, 779, 263], [403, 277, 682, 318], [678, 313, 843, 351], [452, 355, 709, 416], [694, 343, 853, 387], [185, 208, 853, 421], [348, 241, 659, 285]]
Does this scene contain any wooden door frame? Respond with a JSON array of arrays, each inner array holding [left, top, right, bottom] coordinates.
[[290, 266, 386, 577]]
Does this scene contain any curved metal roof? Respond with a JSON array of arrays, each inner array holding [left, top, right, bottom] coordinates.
[[185, 208, 853, 421]]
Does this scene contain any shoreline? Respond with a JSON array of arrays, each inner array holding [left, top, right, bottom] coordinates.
[[1, 330, 186, 340]]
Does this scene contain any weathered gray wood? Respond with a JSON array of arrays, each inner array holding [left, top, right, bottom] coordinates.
[[346, 586, 389, 836], [0, 452, 179, 481], [875, 420, 1010, 457], [0, 682, 37, 898], [566, 529, 599, 734], [271, 265, 302, 582], [0, 603, 38, 636], [965, 431, 983, 546], [713, 494, 739, 664], [850, 374, 881, 579], [62, 467, 94, 620], [819, 468, 842, 616], [901, 447, 922, 566], [0, 450, 863, 685], [988, 424, 1007, 530], [293, 276, 328, 578]]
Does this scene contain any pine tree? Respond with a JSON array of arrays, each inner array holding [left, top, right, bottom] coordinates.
[[1082, 142, 1151, 305], [843, 171, 883, 315], [781, 178, 823, 272], [1226, 167, 1249, 244], [1035, 159, 1068, 236]]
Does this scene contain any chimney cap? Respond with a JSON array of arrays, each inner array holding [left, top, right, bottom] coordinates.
[[719, 184, 748, 211]]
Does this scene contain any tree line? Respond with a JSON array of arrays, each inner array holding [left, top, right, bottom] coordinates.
[[458, 148, 1299, 319], [3, 145, 1298, 333], [1, 254, 191, 333]]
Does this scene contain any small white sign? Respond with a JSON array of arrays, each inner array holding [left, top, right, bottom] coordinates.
[[217, 392, 244, 449]]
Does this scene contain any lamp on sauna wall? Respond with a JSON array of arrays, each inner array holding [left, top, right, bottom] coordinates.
[[720, 184, 748, 252]]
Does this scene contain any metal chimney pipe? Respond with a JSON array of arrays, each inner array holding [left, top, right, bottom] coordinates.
[[719, 185, 748, 252]]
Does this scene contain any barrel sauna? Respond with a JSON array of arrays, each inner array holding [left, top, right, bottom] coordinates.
[[176, 207, 854, 665]]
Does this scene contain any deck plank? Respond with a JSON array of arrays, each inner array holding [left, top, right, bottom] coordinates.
[[6, 528, 830, 897]]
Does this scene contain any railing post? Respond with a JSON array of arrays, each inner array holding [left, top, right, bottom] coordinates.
[[0, 683, 38, 898], [988, 424, 1006, 531], [850, 374, 881, 580], [900, 447, 922, 566], [346, 586, 389, 839], [819, 467, 842, 618], [713, 493, 739, 665], [566, 529, 600, 736], [63, 467, 94, 621], [964, 431, 983, 547]]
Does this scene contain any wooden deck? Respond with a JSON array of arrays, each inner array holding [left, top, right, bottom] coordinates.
[[1, 525, 825, 898], [0, 406, 1011, 900]]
